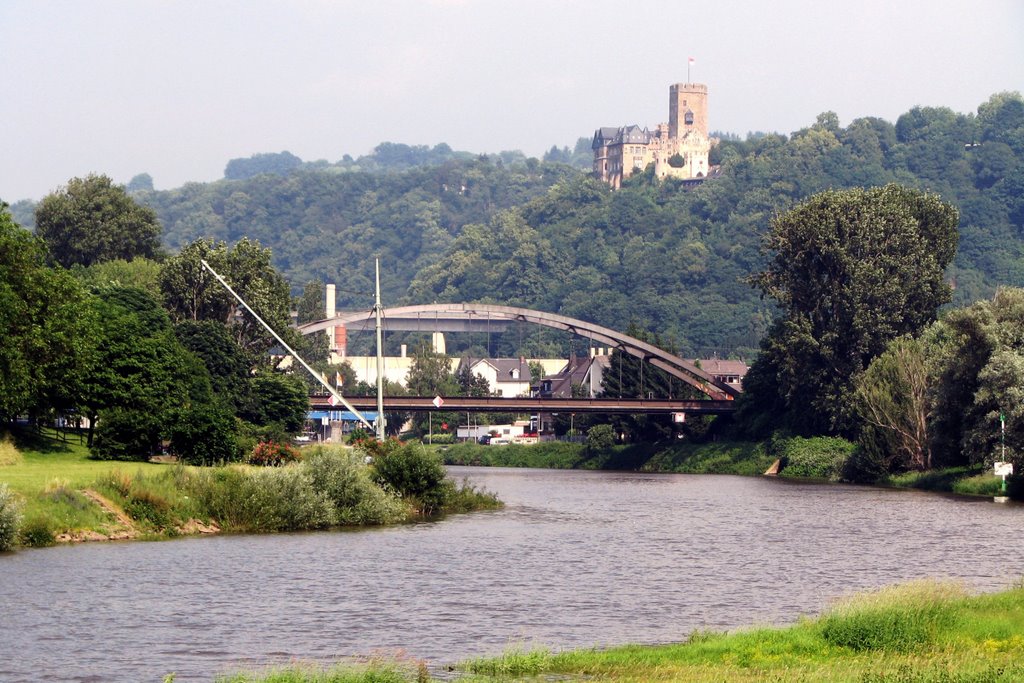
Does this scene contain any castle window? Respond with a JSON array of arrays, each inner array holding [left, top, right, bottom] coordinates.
[[684, 111, 694, 125]]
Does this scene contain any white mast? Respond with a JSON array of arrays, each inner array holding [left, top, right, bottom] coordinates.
[[374, 258, 387, 441]]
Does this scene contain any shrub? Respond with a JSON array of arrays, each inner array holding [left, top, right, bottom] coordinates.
[[0, 433, 23, 466], [188, 466, 334, 532], [92, 407, 161, 461], [167, 403, 240, 465], [18, 514, 55, 547], [304, 447, 405, 525], [372, 442, 450, 514], [248, 440, 301, 467], [0, 483, 22, 551], [819, 580, 963, 652], [347, 428, 371, 444], [776, 435, 856, 480], [586, 424, 616, 452]]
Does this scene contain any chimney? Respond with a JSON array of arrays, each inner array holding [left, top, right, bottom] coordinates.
[[325, 284, 336, 351]]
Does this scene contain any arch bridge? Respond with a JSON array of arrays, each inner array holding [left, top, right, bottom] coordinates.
[[298, 303, 740, 402]]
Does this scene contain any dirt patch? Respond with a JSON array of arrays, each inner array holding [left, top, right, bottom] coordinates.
[[56, 491, 222, 544], [177, 519, 220, 535], [79, 488, 139, 540]]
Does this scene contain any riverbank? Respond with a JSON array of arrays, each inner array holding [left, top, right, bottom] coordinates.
[[439, 437, 1010, 498], [0, 429, 501, 550], [439, 439, 774, 476], [219, 579, 1024, 682]]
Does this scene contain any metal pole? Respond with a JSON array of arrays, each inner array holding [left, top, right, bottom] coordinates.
[[199, 259, 373, 430], [374, 258, 386, 441]]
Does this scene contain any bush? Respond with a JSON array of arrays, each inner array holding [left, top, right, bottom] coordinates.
[[304, 447, 405, 525], [586, 424, 616, 452], [819, 581, 963, 652], [371, 442, 450, 514], [91, 407, 161, 461], [775, 435, 856, 480], [248, 440, 301, 467], [0, 433, 23, 466], [187, 466, 333, 532], [18, 514, 55, 547], [167, 404, 240, 465], [0, 483, 22, 551]]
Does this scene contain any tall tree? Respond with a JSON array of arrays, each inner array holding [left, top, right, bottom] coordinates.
[[35, 174, 162, 268], [0, 203, 94, 422], [745, 184, 959, 435], [160, 237, 293, 355]]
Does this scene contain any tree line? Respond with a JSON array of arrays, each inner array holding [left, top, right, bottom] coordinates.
[[1, 180, 313, 463]]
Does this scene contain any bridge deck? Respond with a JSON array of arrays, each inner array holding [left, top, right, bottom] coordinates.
[[311, 396, 736, 414]]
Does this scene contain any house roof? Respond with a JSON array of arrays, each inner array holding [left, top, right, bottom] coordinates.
[[465, 357, 532, 384], [541, 355, 601, 398], [693, 358, 749, 377]]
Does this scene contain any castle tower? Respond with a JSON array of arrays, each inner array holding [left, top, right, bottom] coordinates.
[[669, 83, 708, 139]]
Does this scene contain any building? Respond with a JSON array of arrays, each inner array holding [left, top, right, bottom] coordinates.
[[692, 357, 748, 389], [593, 82, 712, 188]]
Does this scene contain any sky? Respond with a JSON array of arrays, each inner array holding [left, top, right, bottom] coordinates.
[[2, 0, 1022, 202]]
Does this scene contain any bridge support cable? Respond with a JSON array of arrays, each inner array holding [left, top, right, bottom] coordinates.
[[200, 259, 373, 430]]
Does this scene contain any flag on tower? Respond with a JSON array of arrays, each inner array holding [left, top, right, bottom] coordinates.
[[688, 56, 696, 65]]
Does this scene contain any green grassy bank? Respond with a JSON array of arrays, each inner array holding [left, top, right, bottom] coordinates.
[[440, 439, 774, 476], [440, 437, 1012, 498], [217, 579, 1024, 682], [0, 429, 500, 550]]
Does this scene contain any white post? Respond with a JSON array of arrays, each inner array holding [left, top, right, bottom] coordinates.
[[374, 258, 386, 441]]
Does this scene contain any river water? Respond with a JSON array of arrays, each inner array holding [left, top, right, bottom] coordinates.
[[1, 467, 1022, 682]]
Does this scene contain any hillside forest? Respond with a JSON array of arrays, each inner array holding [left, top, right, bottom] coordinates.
[[3, 92, 1024, 477]]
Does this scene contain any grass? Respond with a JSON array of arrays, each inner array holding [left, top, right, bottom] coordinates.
[[442, 439, 772, 475], [0, 429, 502, 549], [454, 580, 1024, 682], [885, 466, 1007, 498], [216, 580, 1024, 682], [214, 661, 425, 683], [0, 428, 166, 543]]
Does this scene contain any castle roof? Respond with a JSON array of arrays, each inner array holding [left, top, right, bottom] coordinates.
[[592, 124, 654, 149], [613, 124, 653, 145], [592, 127, 621, 149]]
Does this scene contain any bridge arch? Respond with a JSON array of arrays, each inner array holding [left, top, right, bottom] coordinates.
[[298, 303, 739, 401]]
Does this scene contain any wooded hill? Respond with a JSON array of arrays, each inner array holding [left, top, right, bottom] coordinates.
[[22, 94, 1024, 359]]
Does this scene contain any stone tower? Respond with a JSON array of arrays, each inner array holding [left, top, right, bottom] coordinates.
[[669, 83, 708, 139]]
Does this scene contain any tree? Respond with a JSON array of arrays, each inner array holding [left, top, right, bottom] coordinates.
[[405, 344, 458, 436], [855, 335, 932, 473], [928, 287, 1024, 469], [242, 372, 309, 434], [79, 285, 221, 456], [174, 319, 254, 412], [745, 184, 959, 435], [160, 237, 293, 355], [0, 204, 95, 422], [35, 175, 162, 268], [224, 151, 303, 180], [126, 173, 154, 193]]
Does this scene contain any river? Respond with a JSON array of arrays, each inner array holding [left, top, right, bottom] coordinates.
[[1, 467, 1022, 682]]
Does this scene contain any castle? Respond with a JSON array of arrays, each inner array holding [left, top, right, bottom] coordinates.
[[592, 82, 711, 188]]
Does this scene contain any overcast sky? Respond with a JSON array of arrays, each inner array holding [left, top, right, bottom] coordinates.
[[2, 0, 1022, 202]]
